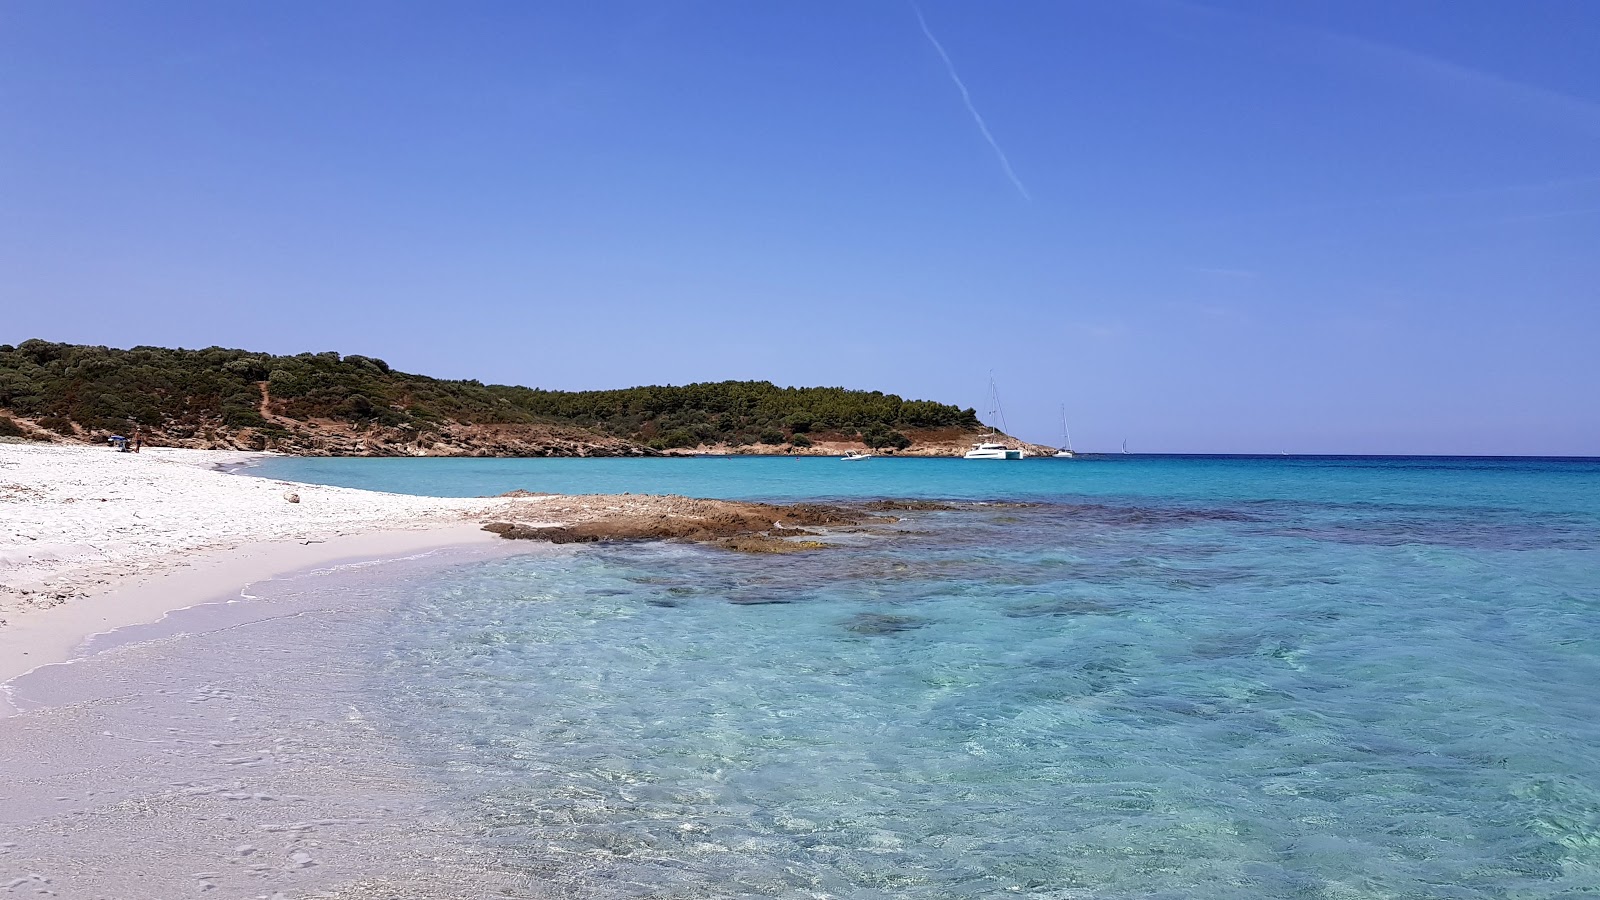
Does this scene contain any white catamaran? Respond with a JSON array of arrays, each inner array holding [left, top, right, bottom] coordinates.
[[964, 374, 1026, 460]]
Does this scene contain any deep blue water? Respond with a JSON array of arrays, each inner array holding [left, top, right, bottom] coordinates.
[[264, 456, 1600, 897]]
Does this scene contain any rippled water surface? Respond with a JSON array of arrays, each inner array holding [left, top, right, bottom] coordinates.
[[290, 456, 1600, 898]]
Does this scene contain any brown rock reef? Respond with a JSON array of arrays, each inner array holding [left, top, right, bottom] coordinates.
[[482, 494, 897, 553]]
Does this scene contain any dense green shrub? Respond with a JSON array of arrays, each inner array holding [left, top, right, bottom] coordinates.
[[38, 415, 75, 435], [0, 340, 980, 445], [493, 380, 976, 444], [0, 415, 24, 437], [657, 428, 699, 449], [862, 427, 913, 450], [221, 403, 266, 429]]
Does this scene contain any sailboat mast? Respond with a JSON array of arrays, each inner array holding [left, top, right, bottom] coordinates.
[[986, 371, 1011, 437]]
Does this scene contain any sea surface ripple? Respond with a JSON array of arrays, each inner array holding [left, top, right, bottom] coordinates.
[[244, 455, 1600, 898]]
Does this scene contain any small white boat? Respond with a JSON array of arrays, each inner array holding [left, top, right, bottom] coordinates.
[[964, 441, 1025, 460], [841, 451, 872, 461], [1053, 404, 1076, 459]]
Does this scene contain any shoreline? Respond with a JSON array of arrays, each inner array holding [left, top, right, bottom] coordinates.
[[0, 523, 503, 716], [5, 445, 1595, 896], [0, 443, 893, 896], [0, 443, 891, 717], [1, 442, 540, 702], [1, 443, 522, 600], [0, 538, 549, 898]]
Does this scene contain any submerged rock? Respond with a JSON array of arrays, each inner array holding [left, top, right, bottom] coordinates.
[[861, 499, 959, 511], [480, 523, 599, 543], [717, 537, 830, 554], [843, 612, 925, 635]]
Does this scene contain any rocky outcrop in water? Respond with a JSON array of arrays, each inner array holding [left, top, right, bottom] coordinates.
[[482, 497, 890, 552]]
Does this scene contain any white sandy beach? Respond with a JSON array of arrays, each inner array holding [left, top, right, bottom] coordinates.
[[0, 442, 805, 706], [1, 441, 833, 698], [0, 443, 557, 700], [0, 444, 578, 897], [0, 444, 518, 604]]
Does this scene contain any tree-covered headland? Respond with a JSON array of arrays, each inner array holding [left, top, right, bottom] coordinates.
[[0, 340, 981, 452]]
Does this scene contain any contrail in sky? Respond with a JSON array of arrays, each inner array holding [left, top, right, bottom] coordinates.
[[911, 1, 1032, 201]]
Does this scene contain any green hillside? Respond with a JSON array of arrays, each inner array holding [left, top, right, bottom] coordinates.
[[0, 339, 979, 450]]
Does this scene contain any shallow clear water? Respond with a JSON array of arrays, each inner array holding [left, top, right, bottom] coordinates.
[[270, 455, 1600, 898]]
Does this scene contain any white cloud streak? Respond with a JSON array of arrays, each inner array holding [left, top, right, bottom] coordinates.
[[911, 2, 1032, 202]]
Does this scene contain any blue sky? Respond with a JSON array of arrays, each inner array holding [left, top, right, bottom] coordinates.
[[3, 1, 1596, 454]]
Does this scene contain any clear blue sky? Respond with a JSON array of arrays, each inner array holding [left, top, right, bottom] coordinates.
[[3, 1, 1596, 454]]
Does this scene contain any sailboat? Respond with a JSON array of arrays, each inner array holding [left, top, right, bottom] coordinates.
[[964, 374, 1026, 460], [1053, 405, 1076, 459]]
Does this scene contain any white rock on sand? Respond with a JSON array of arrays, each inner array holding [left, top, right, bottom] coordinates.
[[0, 443, 529, 616]]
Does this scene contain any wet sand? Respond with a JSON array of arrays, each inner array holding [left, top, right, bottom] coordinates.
[[0, 539, 559, 899], [0, 445, 558, 896], [0, 524, 499, 717]]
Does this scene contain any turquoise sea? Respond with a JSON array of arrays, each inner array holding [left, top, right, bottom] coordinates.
[[242, 455, 1600, 898]]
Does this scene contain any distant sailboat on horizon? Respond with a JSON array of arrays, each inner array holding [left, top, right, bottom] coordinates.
[[1053, 404, 1075, 459], [1121, 439, 1129, 455]]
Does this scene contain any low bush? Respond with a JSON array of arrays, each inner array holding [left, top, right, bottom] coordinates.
[[38, 415, 75, 435], [863, 429, 912, 450]]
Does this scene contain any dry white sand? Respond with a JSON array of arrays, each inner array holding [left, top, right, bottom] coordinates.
[[0, 443, 522, 603]]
